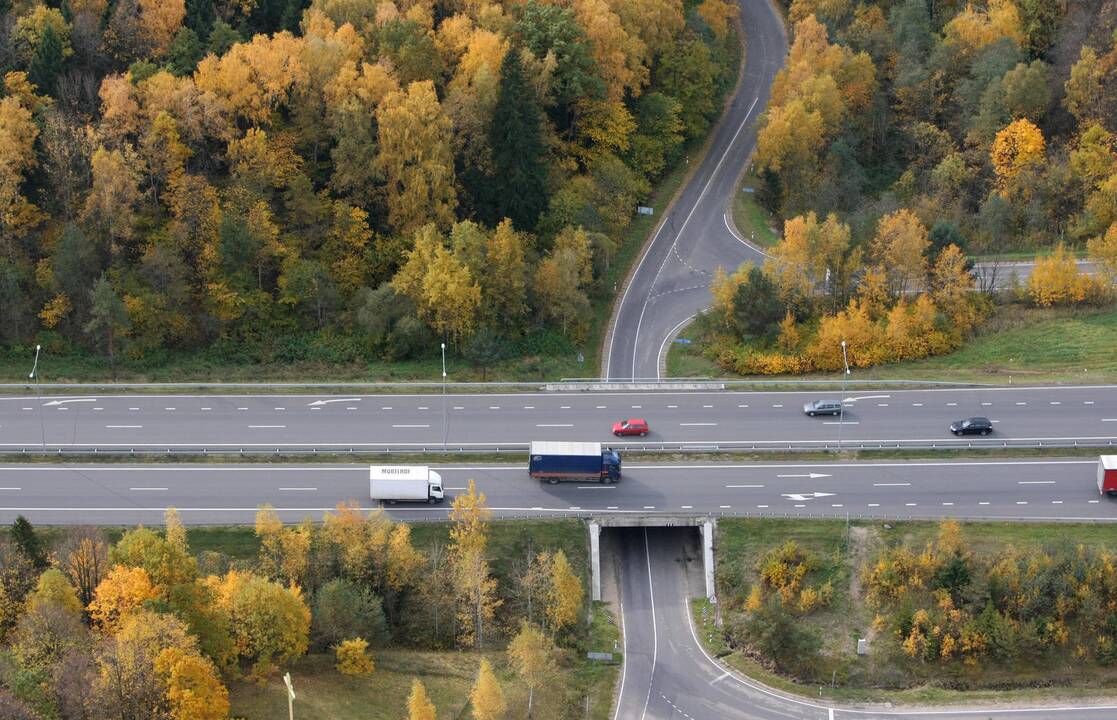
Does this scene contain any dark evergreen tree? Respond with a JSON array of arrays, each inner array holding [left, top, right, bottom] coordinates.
[[28, 25, 65, 95], [488, 48, 549, 231], [168, 27, 204, 76], [732, 267, 784, 338], [185, 0, 216, 40], [11, 516, 47, 569]]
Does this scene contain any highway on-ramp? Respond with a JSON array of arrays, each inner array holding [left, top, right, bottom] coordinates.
[[5, 386, 1117, 451], [602, 0, 786, 381]]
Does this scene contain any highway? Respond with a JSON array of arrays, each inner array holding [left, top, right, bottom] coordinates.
[[0, 458, 1111, 524], [3, 386, 1117, 450], [602, 0, 786, 381]]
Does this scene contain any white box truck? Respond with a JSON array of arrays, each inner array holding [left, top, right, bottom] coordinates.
[[369, 465, 445, 504]]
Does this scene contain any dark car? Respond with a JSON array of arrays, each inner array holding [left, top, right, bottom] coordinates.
[[950, 417, 993, 436], [803, 400, 843, 417], [612, 418, 649, 437]]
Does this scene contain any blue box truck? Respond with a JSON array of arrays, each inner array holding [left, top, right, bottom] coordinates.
[[529, 441, 621, 484]]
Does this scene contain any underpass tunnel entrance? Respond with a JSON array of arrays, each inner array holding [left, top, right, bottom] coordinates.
[[592, 518, 715, 604]]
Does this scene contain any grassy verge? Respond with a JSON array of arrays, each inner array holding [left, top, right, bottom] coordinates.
[[702, 518, 1117, 705], [731, 174, 779, 248], [669, 304, 1117, 384]]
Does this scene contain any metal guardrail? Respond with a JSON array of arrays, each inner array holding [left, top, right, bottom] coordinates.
[[5, 438, 1117, 456], [0, 378, 1003, 391]]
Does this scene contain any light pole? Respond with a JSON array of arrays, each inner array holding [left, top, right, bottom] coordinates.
[[30, 345, 44, 451], [441, 342, 447, 450], [837, 340, 850, 450]]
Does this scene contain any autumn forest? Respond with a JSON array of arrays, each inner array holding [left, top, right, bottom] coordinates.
[[0, 0, 738, 373]]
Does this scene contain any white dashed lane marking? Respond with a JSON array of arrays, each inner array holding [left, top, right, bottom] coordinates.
[[105, 425, 142, 429], [392, 424, 430, 428], [248, 425, 285, 428]]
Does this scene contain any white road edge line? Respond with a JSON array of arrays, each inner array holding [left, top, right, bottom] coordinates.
[[639, 528, 659, 720]]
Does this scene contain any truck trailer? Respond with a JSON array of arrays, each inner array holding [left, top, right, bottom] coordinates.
[[528, 441, 621, 484], [1098, 456, 1117, 497], [370, 465, 445, 504]]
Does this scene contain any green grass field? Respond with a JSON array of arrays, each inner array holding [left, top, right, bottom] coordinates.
[[731, 175, 780, 248], [669, 304, 1117, 384]]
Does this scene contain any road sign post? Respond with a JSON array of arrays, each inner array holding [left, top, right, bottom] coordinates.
[[284, 672, 295, 720]]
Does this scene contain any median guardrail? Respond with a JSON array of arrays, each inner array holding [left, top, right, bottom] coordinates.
[[5, 437, 1117, 456]]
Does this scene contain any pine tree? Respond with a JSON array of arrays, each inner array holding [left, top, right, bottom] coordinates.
[[11, 516, 47, 569], [28, 24, 65, 95], [489, 49, 548, 231]]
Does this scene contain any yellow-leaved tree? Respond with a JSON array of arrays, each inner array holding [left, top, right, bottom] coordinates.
[[154, 645, 230, 720], [376, 80, 457, 236], [870, 209, 929, 297], [1028, 243, 1094, 306], [88, 565, 159, 632], [469, 658, 506, 720], [991, 118, 1045, 190], [1087, 222, 1117, 284], [547, 550, 584, 633], [449, 479, 500, 649], [408, 678, 437, 720], [335, 637, 375, 676], [507, 621, 558, 716]]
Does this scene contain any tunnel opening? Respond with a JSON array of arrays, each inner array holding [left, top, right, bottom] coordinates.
[[591, 518, 715, 605]]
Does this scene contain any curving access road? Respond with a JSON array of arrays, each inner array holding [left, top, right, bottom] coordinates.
[[602, 0, 786, 381]]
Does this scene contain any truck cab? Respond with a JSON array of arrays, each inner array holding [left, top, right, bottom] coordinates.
[[604, 448, 622, 481]]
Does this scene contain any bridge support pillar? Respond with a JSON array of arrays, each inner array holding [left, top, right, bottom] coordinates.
[[702, 519, 716, 602], [589, 521, 602, 601]]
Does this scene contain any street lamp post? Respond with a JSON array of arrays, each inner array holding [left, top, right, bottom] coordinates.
[[837, 340, 850, 450], [441, 342, 447, 450], [30, 345, 44, 451]]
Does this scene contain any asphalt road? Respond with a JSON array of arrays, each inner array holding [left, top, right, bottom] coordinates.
[[602, 0, 786, 381], [616, 527, 1117, 720], [0, 458, 1112, 525], [5, 386, 1117, 451]]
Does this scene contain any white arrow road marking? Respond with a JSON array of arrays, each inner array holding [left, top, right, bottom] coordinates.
[[777, 473, 832, 479], [42, 398, 98, 406], [306, 398, 361, 406], [842, 395, 891, 403], [781, 492, 836, 501]]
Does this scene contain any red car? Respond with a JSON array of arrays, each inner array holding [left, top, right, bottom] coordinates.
[[612, 418, 649, 437]]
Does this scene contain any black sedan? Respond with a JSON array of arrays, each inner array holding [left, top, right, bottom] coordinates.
[[950, 417, 993, 436]]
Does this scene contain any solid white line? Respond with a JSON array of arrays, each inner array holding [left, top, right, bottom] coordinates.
[[105, 425, 142, 429], [392, 424, 430, 428], [639, 529, 659, 720], [1018, 481, 1055, 484], [612, 596, 629, 720], [657, 314, 697, 381]]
